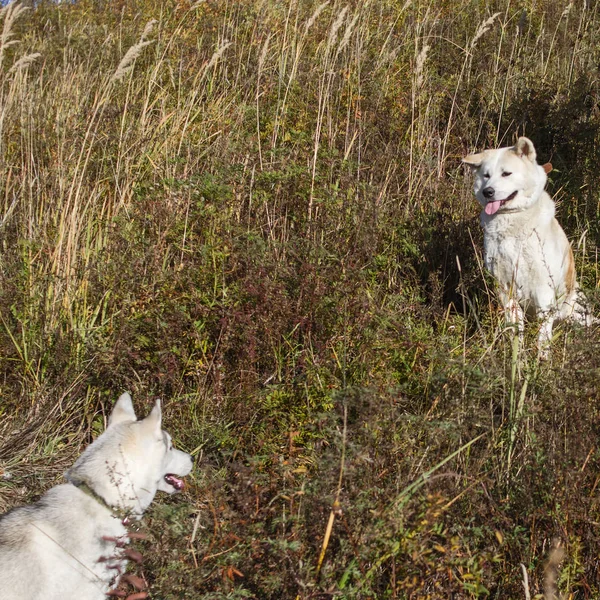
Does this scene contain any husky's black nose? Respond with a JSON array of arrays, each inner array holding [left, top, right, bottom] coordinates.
[[482, 186, 495, 199]]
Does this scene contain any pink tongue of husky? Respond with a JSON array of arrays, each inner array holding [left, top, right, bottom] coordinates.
[[165, 474, 185, 490]]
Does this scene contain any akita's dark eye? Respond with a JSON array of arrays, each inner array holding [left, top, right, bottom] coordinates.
[[501, 171, 512, 177], [483, 172, 490, 178]]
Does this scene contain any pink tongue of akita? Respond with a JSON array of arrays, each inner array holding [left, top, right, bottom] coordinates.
[[485, 200, 503, 215]]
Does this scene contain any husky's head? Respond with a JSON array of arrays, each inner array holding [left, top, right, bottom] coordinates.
[[463, 137, 548, 216], [65, 393, 193, 517]]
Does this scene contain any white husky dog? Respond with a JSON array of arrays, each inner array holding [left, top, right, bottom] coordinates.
[[0, 393, 193, 600], [463, 136, 592, 354]]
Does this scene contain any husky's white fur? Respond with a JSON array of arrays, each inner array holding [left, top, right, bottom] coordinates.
[[0, 393, 193, 600], [463, 136, 592, 354]]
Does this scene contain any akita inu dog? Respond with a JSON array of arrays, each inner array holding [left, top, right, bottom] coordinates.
[[0, 393, 193, 600], [463, 136, 592, 355]]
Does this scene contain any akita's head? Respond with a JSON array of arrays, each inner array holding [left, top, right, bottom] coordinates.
[[66, 393, 194, 517], [463, 137, 550, 216]]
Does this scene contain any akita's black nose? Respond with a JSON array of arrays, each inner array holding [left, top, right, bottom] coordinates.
[[482, 186, 495, 199]]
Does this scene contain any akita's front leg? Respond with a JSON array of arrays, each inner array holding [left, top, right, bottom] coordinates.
[[503, 296, 524, 342], [537, 311, 555, 360]]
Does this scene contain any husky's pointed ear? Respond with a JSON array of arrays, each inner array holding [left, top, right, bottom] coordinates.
[[514, 137, 537, 162], [462, 151, 486, 168], [142, 399, 162, 435], [108, 392, 137, 427]]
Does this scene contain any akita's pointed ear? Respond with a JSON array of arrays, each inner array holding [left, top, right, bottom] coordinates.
[[462, 151, 486, 168], [514, 137, 537, 162], [142, 399, 162, 435], [109, 392, 137, 427]]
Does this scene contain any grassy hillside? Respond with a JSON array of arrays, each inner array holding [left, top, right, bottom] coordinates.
[[1, 0, 600, 597]]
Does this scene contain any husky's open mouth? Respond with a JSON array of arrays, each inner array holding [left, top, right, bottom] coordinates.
[[164, 473, 185, 491], [485, 190, 518, 215]]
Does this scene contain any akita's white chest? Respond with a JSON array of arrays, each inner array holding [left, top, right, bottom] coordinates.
[[482, 215, 568, 315], [483, 227, 539, 288]]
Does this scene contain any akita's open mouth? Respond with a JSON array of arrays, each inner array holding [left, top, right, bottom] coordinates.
[[164, 473, 185, 491], [485, 190, 518, 215]]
